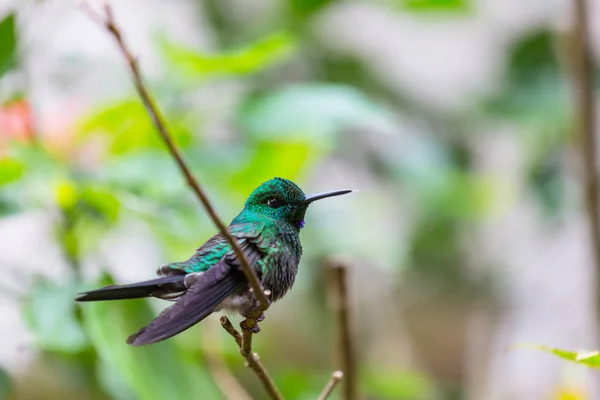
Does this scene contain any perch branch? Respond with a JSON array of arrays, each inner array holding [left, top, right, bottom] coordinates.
[[79, 1, 269, 310], [221, 317, 284, 400], [327, 260, 358, 400], [570, 0, 600, 310], [317, 371, 344, 400], [220, 314, 242, 347]]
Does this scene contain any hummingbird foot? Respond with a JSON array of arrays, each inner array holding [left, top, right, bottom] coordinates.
[[240, 300, 265, 333], [240, 319, 261, 333]]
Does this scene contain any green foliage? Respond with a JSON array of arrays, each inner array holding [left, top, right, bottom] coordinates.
[[228, 141, 315, 197], [363, 370, 435, 399], [400, 0, 471, 12], [25, 280, 89, 353], [288, 0, 336, 19], [485, 31, 571, 217], [518, 344, 600, 368], [0, 366, 12, 400], [79, 99, 193, 155], [485, 31, 568, 133], [0, 13, 17, 76], [274, 369, 327, 399], [0, 157, 25, 185], [80, 276, 220, 400], [238, 84, 396, 148], [161, 32, 295, 79]]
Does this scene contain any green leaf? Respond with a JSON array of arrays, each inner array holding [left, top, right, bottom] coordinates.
[[80, 276, 220, 400], [0, 13, 17, 76], [80, 186, 121, 223], [484, 31, 568, 133], [24, 281, 89, 353], [161, 32, 295, 79], [515, 343, 600, 368], [238, 84, 396, 148], [0, 366, 12, 400], [288, 0, 336, 19], [0, 157, 24, 185], [96, 359, 137, 400], [78, 99, 192, 155], [363, 370, 435, 400], [401, 0, 470, 12], [228, 141, 315, 198]]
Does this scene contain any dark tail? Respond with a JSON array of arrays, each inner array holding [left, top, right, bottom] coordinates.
[[127, 267, 245, 346], [75, 275, 186, 302]]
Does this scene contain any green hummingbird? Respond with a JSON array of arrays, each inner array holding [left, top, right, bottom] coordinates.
[[75, 178, 353, 346]]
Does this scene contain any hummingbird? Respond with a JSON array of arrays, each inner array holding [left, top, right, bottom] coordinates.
[[75, 178, 353, 346]]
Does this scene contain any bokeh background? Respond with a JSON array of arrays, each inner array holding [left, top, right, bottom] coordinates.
[[1, 0, 599, 399]]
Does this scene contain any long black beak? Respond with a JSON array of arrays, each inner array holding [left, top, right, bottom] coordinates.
[[300, 189, 355, 205]]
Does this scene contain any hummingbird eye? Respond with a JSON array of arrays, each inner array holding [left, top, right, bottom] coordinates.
[[267, 198, 283, 208]]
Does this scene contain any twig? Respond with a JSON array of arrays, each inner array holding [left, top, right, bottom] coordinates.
[[203, 322, 253, 400], [570, 1, 600, 309], [221, 317, 284, 400], [221, 314, 243, 347], [317, 371, 344, 400], [327, 260, 358, 400], [241, 329, 253, 357], [79, 1, 269, 311]]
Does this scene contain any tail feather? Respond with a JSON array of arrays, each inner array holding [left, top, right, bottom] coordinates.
[[75, 275, 186, 302], [127, 267, 245, 346]]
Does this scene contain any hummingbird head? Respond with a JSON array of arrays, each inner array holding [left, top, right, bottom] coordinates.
[[240, 177, 353, 229]]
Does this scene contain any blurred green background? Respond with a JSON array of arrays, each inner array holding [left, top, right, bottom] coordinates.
[[0, 0, 598, 399]]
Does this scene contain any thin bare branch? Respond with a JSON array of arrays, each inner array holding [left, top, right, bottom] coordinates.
[[221, 317, 284, 400], [220, 315, 242, 347], [570, 0, 600, 310], [79, 1, 269, 310], [241, 329, 253, 357], [328, 260, 358, 400], [317, 371, 344, 400]]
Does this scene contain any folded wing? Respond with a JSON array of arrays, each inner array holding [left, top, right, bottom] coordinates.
[[127, 223, 266, 346], [127, 261, 245, 346]]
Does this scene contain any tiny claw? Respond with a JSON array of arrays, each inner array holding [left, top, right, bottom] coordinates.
[[256, 312, 265, 322], [240, 319, 261, 333]]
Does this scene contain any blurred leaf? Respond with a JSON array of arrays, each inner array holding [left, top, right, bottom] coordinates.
[[0, 366, 12, 400], [0, 13, 17, 76], [274, 369, 324, 400], [423, 172, 498, 220], [516, 343, 600, 368], [288, 0, 336, 19], [228, 141, 315, 197], [363, 370, 435, 400], [485, 31, 568, 134], [238, 84, 396, 148], [96, 359, 137, 400], [81, 276, 220, 400], [79, 99, 192, 155], [0, 157, 24, 185], [528, 151, 566, 218], [161, 32, 295, 79], [103, 151, 187, 201], [80, 186, 121, 223], [395, 140, 499, 220], [401, 0, 470, 11], [24, 281, 89, 353], [55, 179, 78, 210]]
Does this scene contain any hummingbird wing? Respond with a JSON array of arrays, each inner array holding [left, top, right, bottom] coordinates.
[[127, 223, 266, 346]]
